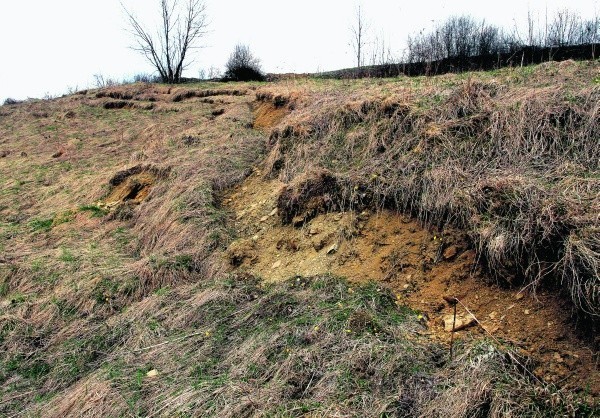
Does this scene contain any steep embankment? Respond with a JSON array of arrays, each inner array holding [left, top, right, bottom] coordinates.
[[0, 61, 598, 416], [224, 170, 599, 394]]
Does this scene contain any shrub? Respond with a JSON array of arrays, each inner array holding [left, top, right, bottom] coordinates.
[[132, 73, 161, 84], [2, 98, 20, 106], [223, 44, 265, 82]]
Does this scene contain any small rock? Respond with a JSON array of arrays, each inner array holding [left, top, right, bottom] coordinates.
[[292, 215, 306, 227], [326, 243, 339, 255], [146, 369, 158, 378], [309, 227, 319, 235], [312, 239, 326, 251], [442, 245, 459, 260], [515, 292, 525, 300], [524, 309, 530, 315], [357, 211, 370, 221], [488, 311, 498, 320], [259, 215, 269, 222], [271, 260, 282, 269], [251, 234, 259, 242], [269, 208, 277, 216], [482, 324, 500, 334], [441, 314, 476, 332], [403, 284, 410, 289]]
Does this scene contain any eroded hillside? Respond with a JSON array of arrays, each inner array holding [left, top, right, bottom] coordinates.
[[0, 61, 599, 416]]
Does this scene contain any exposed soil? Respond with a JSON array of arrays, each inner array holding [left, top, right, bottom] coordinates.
[[225, 169, 600, 396], [102, 166, 168, 206], [252, 101, 289, 130]]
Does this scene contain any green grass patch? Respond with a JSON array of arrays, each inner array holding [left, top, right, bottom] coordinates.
[[28, 218, 54, 232], [79, 204, 109, 217]]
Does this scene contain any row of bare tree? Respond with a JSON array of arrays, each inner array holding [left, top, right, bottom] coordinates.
[[122, 1, 599, 83], [350, 7, 600, 69], [405, 10, 599, 65]]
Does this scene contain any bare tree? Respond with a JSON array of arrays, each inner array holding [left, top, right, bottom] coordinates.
[[122, 0, 208, 84], [369, 33, 394, 66], [546, 9, 582, 47], [350, 5, 367, 68], [478, 21, 501, 55]]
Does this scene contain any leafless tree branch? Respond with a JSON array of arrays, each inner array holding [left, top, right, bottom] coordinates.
[[350, 5, 367, 68], [122, 0, 207, 83]]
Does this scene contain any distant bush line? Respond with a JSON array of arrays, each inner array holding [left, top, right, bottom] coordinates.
[[319, 43, 600, 79], [320, 11, 600, 79]]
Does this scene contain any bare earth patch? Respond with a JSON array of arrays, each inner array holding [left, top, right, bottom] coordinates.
[[225, 170, 600, 395]]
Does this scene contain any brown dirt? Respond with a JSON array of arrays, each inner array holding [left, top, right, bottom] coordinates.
[[224, 170, 600, 396], [102, 171, 156, 205], [101, 165, 170, 207], [252, 102, 289, 130]]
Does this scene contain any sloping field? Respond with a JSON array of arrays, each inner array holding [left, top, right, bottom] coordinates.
[[0, 61, 598, 416]]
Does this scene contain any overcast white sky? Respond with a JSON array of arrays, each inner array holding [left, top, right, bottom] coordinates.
[[0, 0, 598, 102]]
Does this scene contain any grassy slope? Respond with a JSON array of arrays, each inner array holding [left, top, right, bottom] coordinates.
[[0, 63, 598, 416]]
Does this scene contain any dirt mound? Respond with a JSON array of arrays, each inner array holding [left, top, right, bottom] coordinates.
[[225, 170, 600, 396], [253, 91, 294, 129], [102, 165, 170, 206]]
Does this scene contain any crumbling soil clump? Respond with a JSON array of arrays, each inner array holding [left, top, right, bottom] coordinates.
[[103, 165, 170, 206], [277, 169, 342, 226]]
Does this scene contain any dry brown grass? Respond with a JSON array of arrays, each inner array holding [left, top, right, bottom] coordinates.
[[33, 275, 591, 417], [1, 64, 599, 416], [0, 81, 266, 414]]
